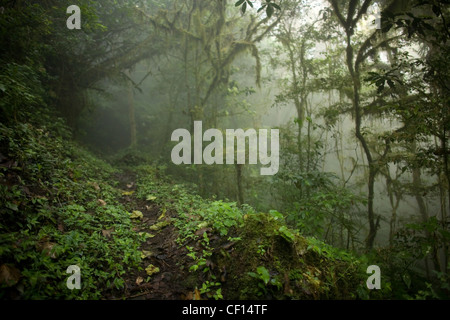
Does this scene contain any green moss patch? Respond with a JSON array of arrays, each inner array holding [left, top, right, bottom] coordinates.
[[215, 213, 362, 299]]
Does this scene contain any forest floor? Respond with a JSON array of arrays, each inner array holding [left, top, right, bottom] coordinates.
[[105, 170, 191, 300], [0, 122, 365, 300]]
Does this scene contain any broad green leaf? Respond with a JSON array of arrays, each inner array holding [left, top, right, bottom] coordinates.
[[6, 203, 18, 211], [242, 2, 247, 14], [268, 210, 283, 220], [266, 4, 274, 17], [257, 266, 270, 285], [278, 225, 295, 242]]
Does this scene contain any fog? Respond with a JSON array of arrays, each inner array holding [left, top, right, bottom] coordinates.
[[76, 0, 448, 258]]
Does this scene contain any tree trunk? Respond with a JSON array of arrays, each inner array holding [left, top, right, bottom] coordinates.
[[286, 40, 306, 171], [440, 135, 449, 276], [126, 69, 137, 148], [384, 168, 401, 246], [344, 32, 378, 250], [236, 164, 244, 206], [366, 167, 377, 249]]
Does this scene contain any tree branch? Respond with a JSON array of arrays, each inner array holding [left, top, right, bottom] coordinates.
[[354, 0, 374, 25], [329, 0, 347, 29]]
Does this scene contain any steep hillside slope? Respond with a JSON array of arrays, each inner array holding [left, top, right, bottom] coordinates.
[[0, 122, 365, 299]]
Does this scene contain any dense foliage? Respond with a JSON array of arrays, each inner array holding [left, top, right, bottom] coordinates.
[[0, 122, 143, 298], [0, 0, 449, 300]]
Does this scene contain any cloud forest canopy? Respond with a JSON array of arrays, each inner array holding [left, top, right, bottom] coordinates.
[[0, 0, 449, 302]]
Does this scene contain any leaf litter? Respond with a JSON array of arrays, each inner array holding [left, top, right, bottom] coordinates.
[[105, 171, 193, 300]]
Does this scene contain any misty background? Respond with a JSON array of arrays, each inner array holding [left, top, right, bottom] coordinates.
[[65, 0, 448, 285]]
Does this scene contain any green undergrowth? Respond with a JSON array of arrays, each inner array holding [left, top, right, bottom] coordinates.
[[223, 213, 361, 299], [0, 124, 374, 300], [0, 122, 144, 299], [135, 165, 369, 300]]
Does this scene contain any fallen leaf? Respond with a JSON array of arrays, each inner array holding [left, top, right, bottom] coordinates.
[[145, 264, 160, 276], [149, 220, 170, 231], [194, 288, 202, 300], [195, 227, 211, 236], [22, 185, 31, 195], [157, 208, 166, 220], [139, 232, 155, 239], [102, 228, 114, 238], [90, 182, 100, 191], [197, 222, 209, 229], [36, 242, 57, 258], [146, 195, 157, 201], [0, 264, 21, 287], [122, 190, 135, 196], [141, 250, 153, 259], [136, 276, 144, 285], [183, 291, 193, 300], [97, 199, 107, 206], [130, 210, 143, 219], [127, 182, 134, 189], [221, 242, 236, 250]]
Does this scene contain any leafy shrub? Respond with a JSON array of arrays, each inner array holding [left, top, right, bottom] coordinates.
[[0, 123, 142, 299]]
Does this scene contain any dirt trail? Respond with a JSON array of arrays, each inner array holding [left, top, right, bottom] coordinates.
[[106, 170, 190, 300]]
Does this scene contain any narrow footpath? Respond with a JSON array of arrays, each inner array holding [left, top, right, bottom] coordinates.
[[105, 170, 191, 300]]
